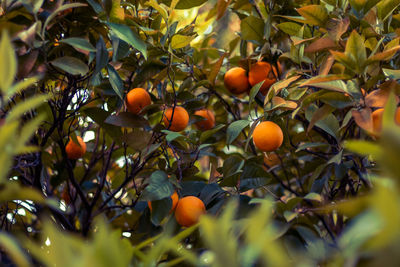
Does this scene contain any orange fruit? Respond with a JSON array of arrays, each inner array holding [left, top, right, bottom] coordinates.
[[224, 67, 250, 95], [163, 106, 189, 132], [148, 191, 179, 213], [253, 121, 283, 152], [371, 107, 400, 134], [194, 109, 215, 130], [126, 88, 151, 115], [65, 136, 86, 159], [174, 196, 206, 227], [263, 153, 280, 167], [248, 62, 278, 95]]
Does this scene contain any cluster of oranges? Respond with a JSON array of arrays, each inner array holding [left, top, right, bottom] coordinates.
[[65, 88, 216, 159], [224, 61, 284, 153], [224, 61, 278, 96], [123, 88, 210, 227], [148, 193, 206, 227], [126, 88, 216, 132], [63, 62, 283, 227]]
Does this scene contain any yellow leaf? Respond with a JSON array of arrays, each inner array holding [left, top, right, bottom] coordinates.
[[170, 34, 195, 49], [0, 31, 16, 93]]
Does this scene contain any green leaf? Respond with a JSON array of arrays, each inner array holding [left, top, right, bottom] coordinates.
[[296, 5, 328, 27], [145, 0, 168, 20], [349, 0, 380, 14], [0, 182, 45, 203], [249, 81, 264, 108], [300, 76, 348, 93], [221, 155, 244, 178], [32, 0, 44, 13], [7, 76, 38, 99], [295, 142, 328, 152], [306, 104, 339, 140], [174, 0, 207, 9], [162, 130, 185, 142], [123, 129, 151, 150], [0, 233, 30, 267], [0, 31, 16, 93], [141, 171, 175, 201], [345, 30, 366, 71], [170, 34, 196, 49], [240, 16, 265, 43], [105, 112, 149, 128], [226, 120, 250, 145], [239, 161, 270, 192], [304, 192, 322, 202], [95, 36, 109, 75], [344, 140, 382, 158], [6, 94, 49, 122], [107, 64, 124, 100], [283, 210, 298, 222], [59, 37, 96, 52], [382, 68, 400, 79], [277, 22, 302, 36], [200, 124, 225, 142], [150, 198, 172, 226], [42, 3, 87, 37], [16, 114, 46, 154], [330, 51, 357, 73], [320, 92, 353, 109], [382, 90, 398, 129], [83, 107, 123, 142], [107, 22, 147, 59], [339, 211, 383, 256], [51, 56, 89, 76], [377, 0, 400, 21], [327, 150, 343, 165], [87, 0, 103, 13], [307, 105, 336, 133]]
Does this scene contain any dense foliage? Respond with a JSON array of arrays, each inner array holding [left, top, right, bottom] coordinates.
[[1, 0, 400, 266]]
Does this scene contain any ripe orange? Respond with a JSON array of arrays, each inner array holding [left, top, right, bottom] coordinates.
[[263, 153, 280, 167], [224, 67, 250, 95], [174, 196, 206, 227], [126, 88, 151, 115], [253, 121, 283, 152], [163, 106, 189, 132], [248, 62, 278, 95], [194, 109, 215, 130], [371, 107, 400, 134], [148, 191, 179, 213], [65, 136, 86, 159]]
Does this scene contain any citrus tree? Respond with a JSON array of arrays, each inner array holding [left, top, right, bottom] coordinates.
[[1, 0, 400, 266]]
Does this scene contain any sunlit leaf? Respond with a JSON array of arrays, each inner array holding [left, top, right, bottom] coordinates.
[[0, 31, 16, 93], [296, 5, 328, 26]]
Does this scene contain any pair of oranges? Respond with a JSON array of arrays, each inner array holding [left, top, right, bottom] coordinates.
[[224, 61, 278, 96], [148, 194, 206, 227], [126, 88, 215, 132], [162, 106, 215, 132]]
